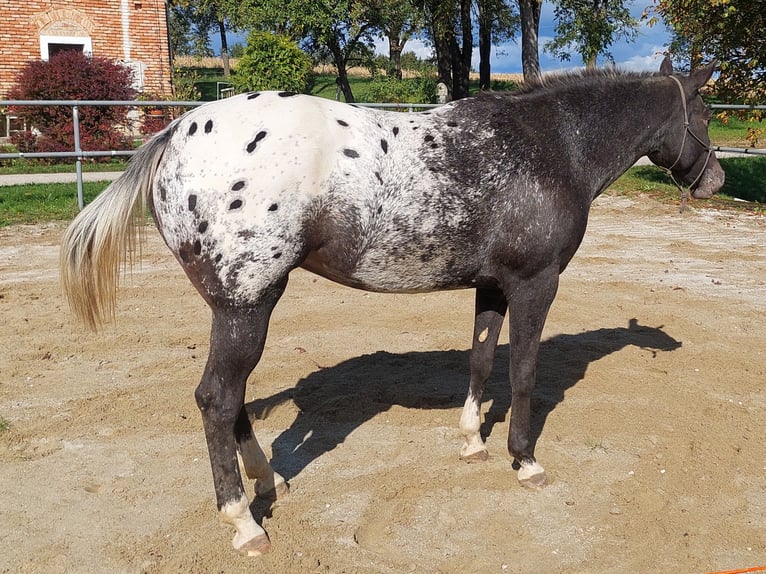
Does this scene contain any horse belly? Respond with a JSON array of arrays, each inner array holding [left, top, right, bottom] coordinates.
[[301, 236, 478, 293]]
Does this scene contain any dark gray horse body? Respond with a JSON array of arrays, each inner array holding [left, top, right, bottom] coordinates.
[[60, 58, 723, 556]]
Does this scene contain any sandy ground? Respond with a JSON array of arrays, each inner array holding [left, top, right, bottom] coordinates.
[[0, 193, 764, 574]]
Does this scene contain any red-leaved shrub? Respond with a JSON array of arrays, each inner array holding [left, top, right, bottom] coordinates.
[[8, 51, 137, 162]]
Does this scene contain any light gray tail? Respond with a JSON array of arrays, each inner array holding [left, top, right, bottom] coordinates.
[[60, 129, 172, 329]]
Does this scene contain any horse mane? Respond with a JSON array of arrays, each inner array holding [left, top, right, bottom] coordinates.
[[505, 67, 658, 97]]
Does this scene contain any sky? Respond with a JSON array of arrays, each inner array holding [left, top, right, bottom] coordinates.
[[213, 1, 672, 75]]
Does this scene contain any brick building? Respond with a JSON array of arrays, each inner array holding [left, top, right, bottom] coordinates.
[[0, 0, 172, 133]]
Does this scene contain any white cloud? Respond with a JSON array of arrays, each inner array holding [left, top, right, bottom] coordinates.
[[617, 48, 666, 71]]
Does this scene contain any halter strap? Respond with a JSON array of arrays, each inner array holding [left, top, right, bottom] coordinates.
[[663, 75, 714, 213]]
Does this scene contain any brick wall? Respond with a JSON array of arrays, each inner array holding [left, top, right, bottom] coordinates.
[[0, 0, 172, 100]]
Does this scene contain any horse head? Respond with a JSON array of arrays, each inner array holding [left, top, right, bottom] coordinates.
[[648, 57, 725, 199]]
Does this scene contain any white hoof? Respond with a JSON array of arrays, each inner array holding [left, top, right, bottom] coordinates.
[[518, 460, 548, 490], [460, 443, 490, 462], [221, 495, 270, 555], [236, 533, 271, 557]]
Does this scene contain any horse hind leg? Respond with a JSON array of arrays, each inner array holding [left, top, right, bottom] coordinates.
[[196, 289, 284, 557], [459, 288, 508, 462], [235, 410, 289, 501]]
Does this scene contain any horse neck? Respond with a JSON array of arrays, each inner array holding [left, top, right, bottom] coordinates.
[[542, 76, 678, 201]]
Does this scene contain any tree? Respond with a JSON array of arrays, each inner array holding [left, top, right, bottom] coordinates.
[[167, 2, 216, 58], [420, 0, 473, 100], [252, 0, 383, 103], [168, 0, 246, 77], [517, 0, 542, 80], [378, 1, 425, 80], [477, 0, 518, 90], [231, 32, 314, 93], [545, 0, 638, 68], [647, 0, 765, 144], [647, 0, 765, 104]]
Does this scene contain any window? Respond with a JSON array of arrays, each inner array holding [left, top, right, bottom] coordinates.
[[40, 35, 93, 60]]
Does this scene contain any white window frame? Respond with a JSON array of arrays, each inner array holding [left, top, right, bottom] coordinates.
[[40, 35, 93, 60]]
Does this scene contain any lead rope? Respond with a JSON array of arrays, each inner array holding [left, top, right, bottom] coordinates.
[[664, 75, 715, 213]]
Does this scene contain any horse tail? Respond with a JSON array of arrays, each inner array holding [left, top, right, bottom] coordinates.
[[60, 129, 172, 330]]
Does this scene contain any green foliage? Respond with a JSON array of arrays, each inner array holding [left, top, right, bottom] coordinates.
[[172, 66, 203, 101], [647, 1, 765, 116], [363, 76, 438, 104], [545, 0, 638, 67], [250, 0, 383, 102], [231, 32, 314, 93]]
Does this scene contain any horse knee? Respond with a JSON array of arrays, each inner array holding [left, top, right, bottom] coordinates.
[[194, 378, 241, 425]]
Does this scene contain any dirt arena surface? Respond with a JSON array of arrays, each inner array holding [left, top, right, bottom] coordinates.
[[1, 193, 764, 574]]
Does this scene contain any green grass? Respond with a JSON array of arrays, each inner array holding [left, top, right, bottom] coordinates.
[[609, 157, 766, 207], [0, 181, 107, 226], [708, 116, 759, 148], [0, 416, 9, 434], [0, 159, 128, 176]]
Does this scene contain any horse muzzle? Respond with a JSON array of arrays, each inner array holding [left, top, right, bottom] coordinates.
[[691, 154, 725, 199]]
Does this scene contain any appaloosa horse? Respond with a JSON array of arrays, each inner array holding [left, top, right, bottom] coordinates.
[[60, 57, 724, 556]]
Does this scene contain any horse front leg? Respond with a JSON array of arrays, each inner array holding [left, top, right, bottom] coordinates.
[[506, 267, 560, 489], [459, 287, 508, 461], [196, 299, 281, 557]]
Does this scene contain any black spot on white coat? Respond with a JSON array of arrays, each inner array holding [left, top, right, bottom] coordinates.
[[246, 131, 268, 153]]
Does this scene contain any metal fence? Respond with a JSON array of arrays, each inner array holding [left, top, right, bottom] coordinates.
[[1, 99, 763, 209]]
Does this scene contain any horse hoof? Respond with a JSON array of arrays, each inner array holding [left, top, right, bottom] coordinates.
[[460, 449, 490, 463], [237, 533, 271, 557], [518, 461, 548, 490]]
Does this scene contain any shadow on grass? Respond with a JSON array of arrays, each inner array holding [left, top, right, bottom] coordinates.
[[719, 156, 766, 203], [622, 157, 765, 205]]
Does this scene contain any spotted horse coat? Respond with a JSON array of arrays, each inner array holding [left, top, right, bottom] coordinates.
[[60, 59, 724, 557]]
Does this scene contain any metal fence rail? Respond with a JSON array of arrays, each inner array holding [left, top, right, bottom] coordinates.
[[1, 99, 201, 208], [1, 99, 763, 209]]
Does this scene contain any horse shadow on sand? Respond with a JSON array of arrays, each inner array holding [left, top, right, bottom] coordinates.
[[246, 318, 680, 512]]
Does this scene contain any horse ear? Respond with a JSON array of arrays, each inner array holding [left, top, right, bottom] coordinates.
[[659, 55, 673, 75], [689, 60, 718, 91]]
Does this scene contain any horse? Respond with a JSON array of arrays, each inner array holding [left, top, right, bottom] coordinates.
[[60, 57, 724, 557]]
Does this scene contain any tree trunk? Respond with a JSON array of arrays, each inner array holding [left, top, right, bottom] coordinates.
[[518, 0, 541, 81], [478, 0, 492, 91], [336, 67, 355, 103], [327, 39, 355, 103], [429, 2, 454, 101], [450, 0, 472, 100], [388, 33, 404, 80], [218, 19, 230, 78]]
